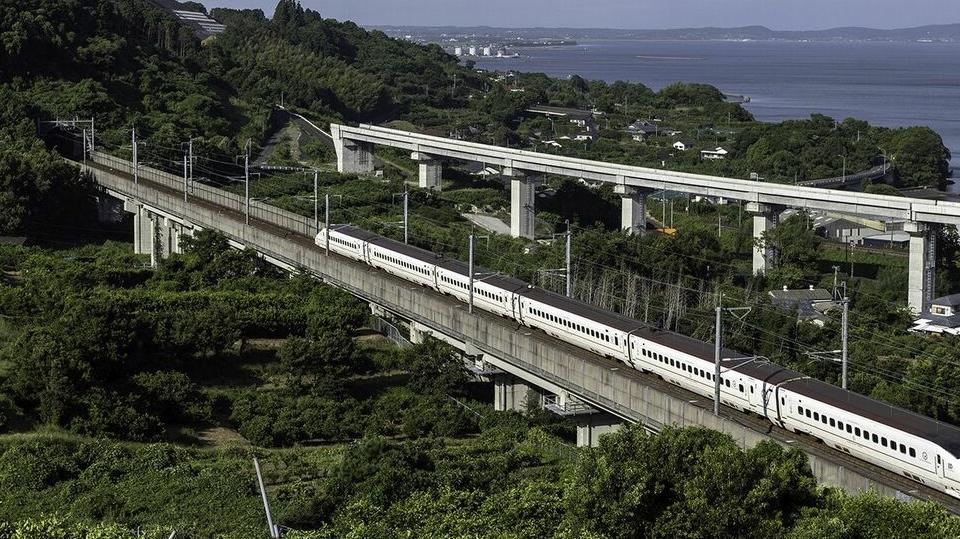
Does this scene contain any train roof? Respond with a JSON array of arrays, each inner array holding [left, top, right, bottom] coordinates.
[[519, 287, 645, 333], [331, 224, 384, 243], [654, 330, 960, 458], [437, 258, 530, 292]]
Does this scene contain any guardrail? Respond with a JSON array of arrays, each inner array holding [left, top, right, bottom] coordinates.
[[92, 152, 318, 238]]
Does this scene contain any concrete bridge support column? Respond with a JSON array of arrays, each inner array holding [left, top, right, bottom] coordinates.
[[504, 167, 536, 240], [575, 413, 624, 447], [409, 323, 428, 345], [493, 374, 541, 412], [614, 184, 650, 236], [411, 152, 442, 191], [906, 222, 937, 314], [747, 202, 781, 276], [131, 206, 153, 257], [335, 138, 375, 175]]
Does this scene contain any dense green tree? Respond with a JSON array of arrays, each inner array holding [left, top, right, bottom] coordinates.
[[565, 425, 818, 539]]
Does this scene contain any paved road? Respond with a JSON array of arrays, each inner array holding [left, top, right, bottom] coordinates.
[[462, 213, 510, 235]]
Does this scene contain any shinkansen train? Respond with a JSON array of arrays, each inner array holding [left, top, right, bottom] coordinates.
[[317, 224, 960, 498]]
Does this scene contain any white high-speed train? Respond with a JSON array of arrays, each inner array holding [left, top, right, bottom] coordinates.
[[318, 224, 960, 498]]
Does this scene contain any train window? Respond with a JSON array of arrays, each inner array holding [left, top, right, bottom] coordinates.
[[813, 412, 820, 421], [805, 410, 811, 418], [855, 428, 861, 436], [909, 448, 916, 458], [750, 386, 754, 394], [881, 437, 887, 447], [900, 444, 907, 454], [738, 384, 744, 393], [872, 434, 878, 444], [821, 415, 827, 425], [829, 418, 836, 428], [798, 405, 804, 414], [846, 425, 852, 434], [837, 421, 844, 430]]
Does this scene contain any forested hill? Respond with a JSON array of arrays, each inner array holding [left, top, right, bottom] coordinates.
[[0, 0, 480, 234]]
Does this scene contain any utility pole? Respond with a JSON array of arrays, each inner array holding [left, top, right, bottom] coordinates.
[[565, 219, 572, 298], [832, 266, 840, 298], [468, 233, 475, 314], [81, 128, 87, 166], [253, 458, 279, 539], [324, 193, 331, 254], [182, 144, 188, 204], [714, 296, 751, 416], [841, 292, 849, 390], [132, 128, 138, 187], [403, 189, 409, 244], [714, 294, 722, 416], [313, 171, 319, 233], [244, 148, 250, 224], [187, 138, 194, 184]]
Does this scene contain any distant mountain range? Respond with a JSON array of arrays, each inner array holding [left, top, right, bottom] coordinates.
[[379, 23, 960, 43]]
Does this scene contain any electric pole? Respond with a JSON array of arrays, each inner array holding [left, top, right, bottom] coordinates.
[[313, 171, 319, 233], [182, 144, 188, 204], [841, 293, 849, 390], [244, 147, 250, 225], [714, 294, 722, 416], [565, 219, 572, 297], [132, 128, 138, 187], [324, 193, 331, 254], [468, 233, 475, 314], [403, 189, 409, 244], [188, 138, 193, 183]]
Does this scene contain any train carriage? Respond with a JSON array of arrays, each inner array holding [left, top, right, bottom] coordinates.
[[435, 259, 524, 319], [517, 287, 638, 361]]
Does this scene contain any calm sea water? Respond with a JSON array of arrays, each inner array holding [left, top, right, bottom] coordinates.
[[475, 40, 960, 181]]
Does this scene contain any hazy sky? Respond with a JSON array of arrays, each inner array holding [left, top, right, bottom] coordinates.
[[209, 0, 960, 30]]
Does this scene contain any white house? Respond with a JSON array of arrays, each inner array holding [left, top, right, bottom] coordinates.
[[673, 139, 695, 152], [910, 293, 960, 335], [701, 147, 729, 160]]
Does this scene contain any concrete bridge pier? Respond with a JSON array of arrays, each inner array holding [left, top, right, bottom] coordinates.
[[124, 200, 189, 266], [410, 151, 442, 191], [504, 167, 536, 240], [334, 135, 375, 175], [747, 202, 782, 275], [906, 222, 937, 314], [575, 413, 625, 447], [493, 374, 542, 412], [130, 204, 153, 257], [615, 183, 651, 236]]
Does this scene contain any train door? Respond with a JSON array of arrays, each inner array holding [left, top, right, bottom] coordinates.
[[937, 454, 945, 478]]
